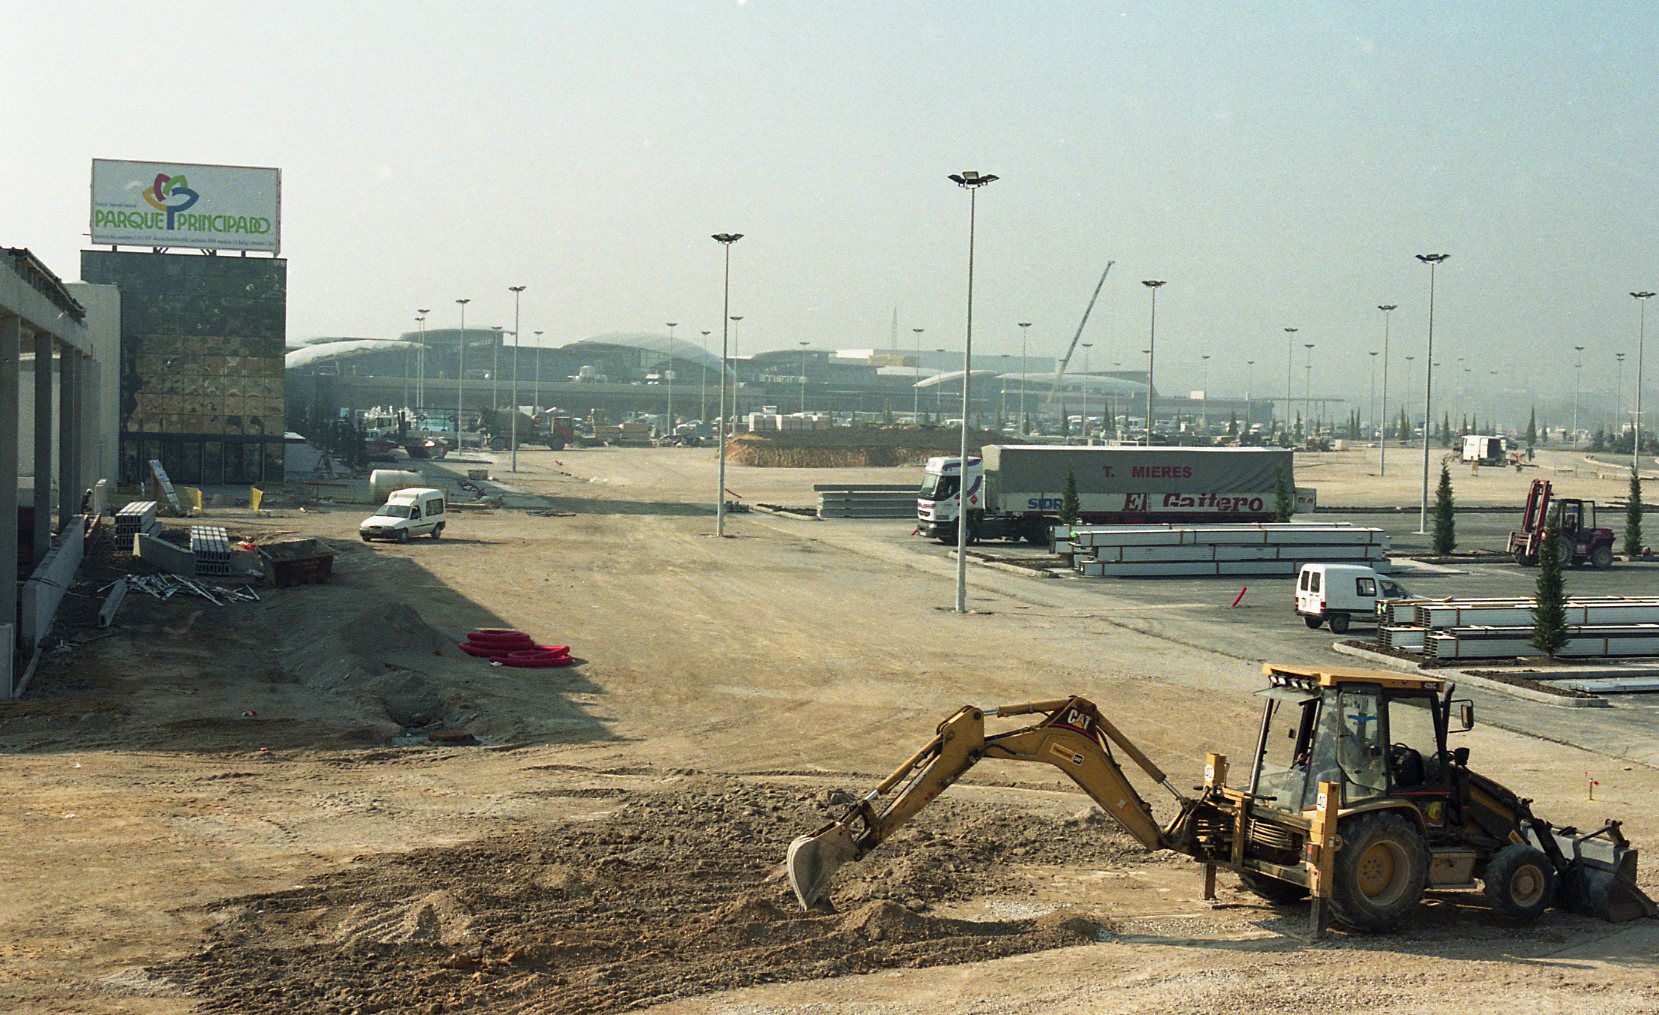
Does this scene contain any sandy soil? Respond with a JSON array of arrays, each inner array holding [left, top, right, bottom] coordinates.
[[2, 444, 1655, 1014]]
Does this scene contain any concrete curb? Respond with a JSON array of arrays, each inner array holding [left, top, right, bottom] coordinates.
[[947, 550, 1060, 580], [1330, 640, 1609, 708]]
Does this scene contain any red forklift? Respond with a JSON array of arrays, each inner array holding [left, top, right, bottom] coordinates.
[[1507, 479, 1615, 569]]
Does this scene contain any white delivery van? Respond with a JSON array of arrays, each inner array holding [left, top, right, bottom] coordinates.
[[359, 487, 447, 543], [1295, 564, 1410, 633]]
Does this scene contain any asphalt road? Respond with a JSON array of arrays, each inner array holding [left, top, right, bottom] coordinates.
[[768, 508, 1659, 770]]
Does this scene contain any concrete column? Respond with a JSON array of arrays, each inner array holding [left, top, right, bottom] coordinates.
[[80, 357, 103, 494], [32, 332, 51, 562], [1, 314, 21, 664], [58, 351, 77, 528]]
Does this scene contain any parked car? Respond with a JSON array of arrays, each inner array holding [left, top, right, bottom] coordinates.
[[1295, 563, 1410, 634], [359, 487, 447, 543]]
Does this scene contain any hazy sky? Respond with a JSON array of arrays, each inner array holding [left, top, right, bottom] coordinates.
[[5, 2, 1657, 417]]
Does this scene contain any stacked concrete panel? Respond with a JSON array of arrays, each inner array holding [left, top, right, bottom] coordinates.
[[1373, 596, 1659, 661], [114, 500, 158, 538], [189, 525, 234, 577], [1063, 523, 1389, 578], [815, 483, 917, 519]]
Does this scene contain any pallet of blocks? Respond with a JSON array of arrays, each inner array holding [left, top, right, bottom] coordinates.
[[190, 525, 234, 577]]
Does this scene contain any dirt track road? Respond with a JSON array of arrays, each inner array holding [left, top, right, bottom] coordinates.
[[2, 446, 1655, 1012]]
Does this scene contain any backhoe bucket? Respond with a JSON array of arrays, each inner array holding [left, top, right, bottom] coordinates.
[[786, 821, 860, 911], [1545, 824, 1659, 922]]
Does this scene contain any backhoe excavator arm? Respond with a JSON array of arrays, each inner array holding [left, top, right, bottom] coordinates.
[[785, 696, 1200, 910]]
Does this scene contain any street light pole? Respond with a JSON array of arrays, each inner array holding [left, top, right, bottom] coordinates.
[[1245, 358, 1255, 434], [665, 322, 678, 439], [711, 234, 743, 536], [1572, 344, 1585, 446], [1615, 352, 1627, 442], [1377, 304, 1396, 474], [700, 329, 711, 423], [1017, 321, 1032, 435], [455, 298, 470, 445], [1201, 353, 1211, 434], [491, 326, 503, 412], [1633, 292, 1655, 473], [509, 285, 525, 472], [1304, 343, 1315, 433], [948, 169, 998, 615], [533, 330, 544, 413], [1283, 327, 1298, 439], [728, 316, 745, 430], [1368, 350, 1378, 443], [1143, 280, 1166, 445], [1416, 253, 1449, 534], [416, 310, 430, 423], [799, 341, 810, 413], [912, 327, 925, 421], [1080, 342, 1093, 441]]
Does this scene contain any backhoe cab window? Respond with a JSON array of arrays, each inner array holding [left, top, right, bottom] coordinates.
[[920, 474, 959, 499], [1315, 685, 1387, 805], [1386, 696, 1445, 790], [1253, 696, 1319, 809]]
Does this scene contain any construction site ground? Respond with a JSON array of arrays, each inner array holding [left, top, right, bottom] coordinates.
[[4, 445, 1657, 1013]]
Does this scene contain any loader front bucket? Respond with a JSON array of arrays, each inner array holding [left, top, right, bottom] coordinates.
[[1547, 823, 1659, 922], [786, 821, 860, 911]]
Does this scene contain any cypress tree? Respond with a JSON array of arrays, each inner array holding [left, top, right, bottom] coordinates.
[[1059, 403, 1070, 438], [1531, 525, 1570, 657], [1060, 470, 1080, 526], [1627, 470, 1645, 559], [1274, 470, 1294, 522], [1433, 462, 1457, 554], [1526, 407, 1537, 450]]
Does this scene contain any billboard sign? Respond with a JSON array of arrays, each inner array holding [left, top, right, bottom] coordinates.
[[91, 159, 280, 253]]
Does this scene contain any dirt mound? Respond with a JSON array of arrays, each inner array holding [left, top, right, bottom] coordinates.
[[154, 779, 1116, 1013], [331, 890, 475, 946], [726, 424, 1004, 467]]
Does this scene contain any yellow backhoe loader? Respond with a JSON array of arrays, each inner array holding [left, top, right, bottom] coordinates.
[[787, 665, 1656, 935]]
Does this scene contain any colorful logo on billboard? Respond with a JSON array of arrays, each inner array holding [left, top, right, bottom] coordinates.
[[141, 173, 200, 230]]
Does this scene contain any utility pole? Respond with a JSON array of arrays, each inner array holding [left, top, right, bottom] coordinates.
[[729, 315, 745, 431], [533, 330, 544, 413], [799, 341, 810, 414], [700, 329, 711, 422]]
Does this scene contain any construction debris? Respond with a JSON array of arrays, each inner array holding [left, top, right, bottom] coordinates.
[[121, 574, 260, 606], [97, 578, 128, 628]]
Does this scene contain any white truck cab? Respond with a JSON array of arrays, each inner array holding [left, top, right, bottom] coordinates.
[[1295, 563, 1409, 634], [360, 487, 447, 543], [916, 455, 983, 537]]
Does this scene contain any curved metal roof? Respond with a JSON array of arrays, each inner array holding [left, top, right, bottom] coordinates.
[[563, 331, 721, 371], [285, 339, 416, 368]]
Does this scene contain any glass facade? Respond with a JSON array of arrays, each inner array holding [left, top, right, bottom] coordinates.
[[81, 250, 287, 485]]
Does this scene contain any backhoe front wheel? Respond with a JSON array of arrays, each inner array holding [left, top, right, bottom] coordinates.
[[1483, 844, 1555, 923], [1328, 811, 1428, 932]]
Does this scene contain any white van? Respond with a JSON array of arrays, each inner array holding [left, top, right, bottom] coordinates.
[[1295, 564, 1410, 633], [359, 487, 447, 543]]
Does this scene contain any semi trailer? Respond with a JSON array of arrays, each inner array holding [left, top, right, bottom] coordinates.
[[917, 445, 1295, 543]]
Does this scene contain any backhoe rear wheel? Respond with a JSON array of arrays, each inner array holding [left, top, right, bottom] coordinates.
[[1328, 811, 1428, 932], [1237, 870, 1309, 904], [1483, 844, 1555, 923]]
